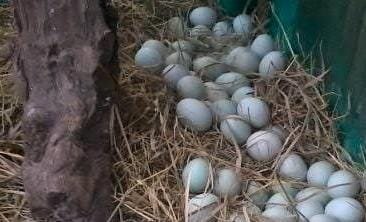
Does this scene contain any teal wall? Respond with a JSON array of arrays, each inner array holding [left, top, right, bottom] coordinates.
[[271, 0, 366, 166], [218, 0, 366, 166]]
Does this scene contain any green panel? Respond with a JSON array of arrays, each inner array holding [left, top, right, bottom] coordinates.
[[271, 0, 366, 165], [217, 0, 366, 165], [216, 0, 258, 16], [217, 0, 246, 16]]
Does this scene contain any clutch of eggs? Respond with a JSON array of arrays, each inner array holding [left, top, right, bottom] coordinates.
[[133, 5, 364, 221]]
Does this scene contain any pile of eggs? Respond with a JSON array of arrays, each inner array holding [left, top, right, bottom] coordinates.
[[134, 5, 364, 222], [182, 156, 364, 222]]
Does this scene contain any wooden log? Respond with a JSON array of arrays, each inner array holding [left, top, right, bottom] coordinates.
[[12, 0, 118, 221]]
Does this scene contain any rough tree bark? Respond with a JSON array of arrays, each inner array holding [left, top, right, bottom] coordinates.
[[13, 0, 118, 221]]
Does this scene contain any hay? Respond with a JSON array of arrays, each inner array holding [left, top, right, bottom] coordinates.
[[0, 1, 365, 222]]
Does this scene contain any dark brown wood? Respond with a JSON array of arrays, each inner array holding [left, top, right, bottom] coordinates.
[[13, 0, 118, 221]]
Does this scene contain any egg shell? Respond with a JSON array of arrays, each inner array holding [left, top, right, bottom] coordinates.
[[177, 76, 206, 100], [168, 17, 186, 38], [193, 56, 229, 80], [215, 72, 250, 95], [220, 116, 252, 145], [271, 181, 300, 197], [259, 51, 286, 76], [166, 51, 192, 68], [246, 131, 282, 161], [251, 34, 275, 58], [229, 213, 248, 222], [265, 125, 288, 142], [231, 86, 254, 103], [210, 99, 237, 121], [310, 214, 340, 222], [325, 197, 364, 222], [307, 161, 336, 187], [237, 97, 270, 128], [233, 14, 253, 36], [213, 21, 233, 37], [190, 25, 212, 37], [327, 170, 360, 198], [262, 207, 297, 222], [176, 98, 212, 132], [244, 202, 263, 215], [245, 181, 270, 208], [225, 47, 260, 73], [278, 153, 308, 181], [188, 193, 219, 222], [189, 7, 217, 27], [182, 158, 211, 193], [135, 47, 164, 73], [162, 64, 189, 89], [224, 47, 250, 63], [213, 168, 241, 198], [142, 39, 170, 58], [296, 201, 325, 222], [204, 82, 229, 102], [172, 40, 194, 54], [295, 187, 330, 206], [266, 192, 292, 209]]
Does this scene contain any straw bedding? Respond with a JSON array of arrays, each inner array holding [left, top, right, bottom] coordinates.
[[0, 1, 364, 221]]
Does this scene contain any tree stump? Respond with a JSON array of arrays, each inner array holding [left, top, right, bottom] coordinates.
[[13, 0, 118, 221]]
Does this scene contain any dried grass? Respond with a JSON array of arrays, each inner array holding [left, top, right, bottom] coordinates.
[[0, 1, 365, 222]]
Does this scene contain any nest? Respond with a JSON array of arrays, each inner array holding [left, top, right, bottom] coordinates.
[[0, 1, 365, 222]]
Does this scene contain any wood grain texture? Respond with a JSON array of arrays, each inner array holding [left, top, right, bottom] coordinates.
[[13, 0, 118, 221]]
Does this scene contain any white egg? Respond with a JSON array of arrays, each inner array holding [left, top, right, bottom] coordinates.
[[135, 47, 164, 73], [262, 207, 296, 222], [246, 131, 282, 161], [224, 46, 250, 63], [189, 7, 217, 27], [233, 14, 253, 36], [325, 197, 364, 222], [210, 99, 237, 121], [229, 213, 248, 222], [327, 170, 360, 198], [162, 64, 189, 89], [166, 51, 192, 68], [188, 193, 219, 222], [176, 98, 212, 132], [182, 158, 211, 193], [168, 17, 186, 38], [310, 214, 340, 222], [271, 181, 299, 197], [213, 168, 241, 197], [296, 201, 324, 222], [307, 161, 336, 187], [204, 82, 229, 102], [213, 21, 233, 37], [278, 153, 308, 181], [251, 34, 275, 58], [142, 39, 170, 58], [193, 56, 229, 80], [266, 192, 291, 209], [237, 97, 270, 128], [231, 86, 254, 103], [172, 40, 194, 54], [190, 25, 212, 37], [220, 116, 252, 145], [265, 125, 288, 142], [295, 187, 330, 206], [225, 47, 260, 73], [177, 76, 206, 100], [215, 72, 250, 95], [259, 51, 286, 76], [245, 181, 270, 208]]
